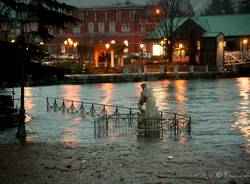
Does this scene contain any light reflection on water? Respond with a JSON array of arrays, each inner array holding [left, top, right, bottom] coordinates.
[[233, 78, 250, 153], [1, 78, 250, 154]]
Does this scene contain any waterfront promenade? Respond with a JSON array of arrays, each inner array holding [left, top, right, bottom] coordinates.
[[64, 71, 241, 84]]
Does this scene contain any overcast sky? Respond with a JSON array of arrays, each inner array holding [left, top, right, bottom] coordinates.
[[59, 0, 211, 13], [60, 0, 240, 14]]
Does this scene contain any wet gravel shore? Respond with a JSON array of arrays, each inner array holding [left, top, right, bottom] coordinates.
[[1, 139, 250, 184]]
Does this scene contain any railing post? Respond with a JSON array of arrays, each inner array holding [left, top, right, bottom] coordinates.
[[61, 100, 66, 113], [128, 108, 132, 126], [174, 65, 179, 73], [90, 103, 95, 117], [101, 105, 107, 116], [105, 114, 108, 130], [188, 117, 192, 134], [189, 65, 194, 73], [205, 65, 209, 72], [46, 97, 49, 112], [53, 98, 57, 112], [160, 112, 163, 137]]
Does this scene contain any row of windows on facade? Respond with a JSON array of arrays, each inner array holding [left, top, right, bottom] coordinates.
[[49, 22, 146, 35]]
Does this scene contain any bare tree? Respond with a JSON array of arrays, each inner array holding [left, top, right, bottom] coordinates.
[[152, 0, 191, 64]]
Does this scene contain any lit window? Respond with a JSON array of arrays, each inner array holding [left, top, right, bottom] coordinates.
[[59, 28, 64, 35], [152, 44, 163, 56]]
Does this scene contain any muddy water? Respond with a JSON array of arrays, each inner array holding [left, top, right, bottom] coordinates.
[[1, 78, 250, 182], [1, 78, 250, 151]]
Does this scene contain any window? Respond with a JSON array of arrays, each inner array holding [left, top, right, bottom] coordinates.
[[72, 24, 80, 34], [121, 24, 130, 32], [59, 28, 64, 35], [140, 26, 145, 32], [109, 22, 115, 33], [48, 27, 53, 35], [98, 22, 105, 33], [88, 23, 94, 33]]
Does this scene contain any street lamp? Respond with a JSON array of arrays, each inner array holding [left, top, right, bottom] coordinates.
[[243, 39, 248, 61], [64, 38, 74, 59], [140, 43, 144, 64], [179, 43, 183, 64], [16, 14, 39, 139], [105, 43, 110, 69]]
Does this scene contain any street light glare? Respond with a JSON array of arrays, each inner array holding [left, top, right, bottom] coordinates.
[[105, 43, 110, 49], [243, 39, 248, 44], [155, 8, 160, 14], [140, 43, 144, 49]]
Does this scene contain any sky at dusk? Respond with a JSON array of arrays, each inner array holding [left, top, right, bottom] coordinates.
[[59, 0, 240, 14], [59, 0, 211, 13]]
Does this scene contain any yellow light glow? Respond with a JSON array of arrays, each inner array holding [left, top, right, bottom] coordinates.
[[68, 39, 73, 46], [179, 43, 183, 49], [111, 40, 116, 44], [123, 40, 128, 46], [155, 8, 160, 15], [10, 39, 15, 43], [243, 39, 248, 45], [64, 40, 68, 45], [140, 43, 144, 49], [152, 44, 162, 56], [124, 48, 128, 53], [105, 43, 110, 50], [73, 42, 78, 48]]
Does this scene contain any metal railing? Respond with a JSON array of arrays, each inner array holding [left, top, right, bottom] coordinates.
[[46, 97, 192, 138]]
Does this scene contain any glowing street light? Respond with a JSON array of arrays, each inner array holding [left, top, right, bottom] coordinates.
[[243, 39, 248, 45], [179, 43, 183, 63], [140, 43, 144, 64], [243, 39, 248, 61], [155, 8, 160, 15]]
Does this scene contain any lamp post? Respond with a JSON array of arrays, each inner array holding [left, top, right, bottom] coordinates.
[[16, 13, 39, 139], [64, 38, 74, 59], [105, 43, 110, 69], [110, 40, 115, 68], [140, 43, 144, 65], [243, 39, 248, 61], [179, 43, 183, 64]]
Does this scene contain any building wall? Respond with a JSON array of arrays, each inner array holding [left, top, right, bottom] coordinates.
[[46, 4, 160, 57]]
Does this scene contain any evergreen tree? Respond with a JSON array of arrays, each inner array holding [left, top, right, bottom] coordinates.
[[204, 0, 235, 15], [221, 0, 235, 14], [204, 0, 222, 15], [238, 0, 250, 14]]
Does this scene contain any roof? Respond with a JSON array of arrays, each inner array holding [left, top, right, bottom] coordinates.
[[151, 14, 250, 39], [192, 14, 250, 37], [201, 32, 223, 38]]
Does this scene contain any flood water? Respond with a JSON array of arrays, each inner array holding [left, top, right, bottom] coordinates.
[[0, 77, 250, 155]]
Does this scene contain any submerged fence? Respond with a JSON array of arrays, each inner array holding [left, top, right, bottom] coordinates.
[[46, 97, 192, 138]]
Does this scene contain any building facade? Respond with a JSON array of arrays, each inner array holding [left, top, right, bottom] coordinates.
[[46, 3, 161, 67]]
